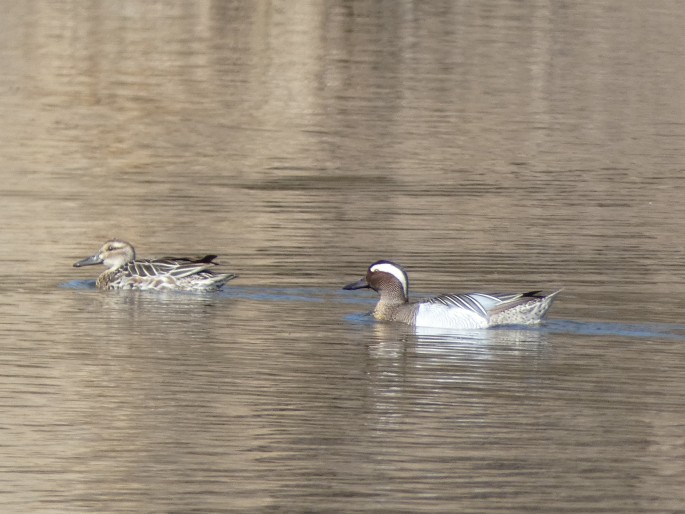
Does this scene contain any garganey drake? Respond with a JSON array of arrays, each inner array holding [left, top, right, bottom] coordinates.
[[73, 239, 237, 291], [343, 260, 560, 329]]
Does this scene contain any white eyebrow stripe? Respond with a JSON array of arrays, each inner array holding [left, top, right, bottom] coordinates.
[[370, 262, 408, 297]]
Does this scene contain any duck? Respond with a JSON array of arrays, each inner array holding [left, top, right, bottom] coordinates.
[[343, 260, 560, 329], [73, 239, 237, 291]]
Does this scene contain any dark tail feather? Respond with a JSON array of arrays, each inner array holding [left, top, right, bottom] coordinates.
[[195, 254, 219, 264], [160, 254, 220, 264], [522, 290, 543, 298]]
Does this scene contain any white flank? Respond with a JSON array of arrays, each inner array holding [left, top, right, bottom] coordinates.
[[370, 262, 408, 297], [415, 303, 489, 329]]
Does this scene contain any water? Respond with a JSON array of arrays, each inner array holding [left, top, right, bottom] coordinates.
[[1, 1, 685, 512]]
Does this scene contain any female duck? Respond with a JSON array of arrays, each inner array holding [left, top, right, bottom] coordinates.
[[73, 239, 237, 291], [343, 260, 560, 329]]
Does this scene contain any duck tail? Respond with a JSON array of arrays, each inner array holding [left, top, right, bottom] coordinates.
[[490, 289, 561, 326]]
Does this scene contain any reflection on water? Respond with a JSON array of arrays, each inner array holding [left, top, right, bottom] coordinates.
[[2, 0, 685, 512]]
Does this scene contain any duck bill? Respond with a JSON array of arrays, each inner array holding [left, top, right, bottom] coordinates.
[[73, 254, 103, 268], [343, 277, 369, 290]]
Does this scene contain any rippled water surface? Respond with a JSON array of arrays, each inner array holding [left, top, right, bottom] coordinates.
[[2, 1, 685, 512]]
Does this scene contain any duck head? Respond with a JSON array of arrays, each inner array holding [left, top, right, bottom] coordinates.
[[73, 239, 136, 271], [343, 260, 409, 304]]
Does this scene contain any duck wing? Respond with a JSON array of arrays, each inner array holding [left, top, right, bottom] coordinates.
[[425, 291, 544, 317], [125, 258, 218, 279]]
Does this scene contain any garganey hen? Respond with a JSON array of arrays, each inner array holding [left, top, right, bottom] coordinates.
[[73, 239, 237, 291]]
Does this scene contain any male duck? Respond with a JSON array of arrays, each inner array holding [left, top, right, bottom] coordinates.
[[73, 239, 237, 291], [343, 260, 560, 329]]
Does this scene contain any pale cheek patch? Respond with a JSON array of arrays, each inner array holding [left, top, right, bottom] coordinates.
[[370, 262, 408, 296]]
